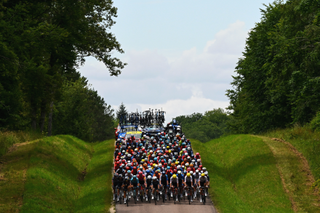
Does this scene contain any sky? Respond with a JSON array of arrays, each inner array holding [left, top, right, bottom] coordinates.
[[79, 0, 275, 122]]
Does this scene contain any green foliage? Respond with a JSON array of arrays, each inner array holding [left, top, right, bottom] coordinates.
[[227, 0, 320, 133], [53, 79, 115, 142], [0, 0, 125, 134], [116, 102, 128, 121], [176, 108, 231, 142], [192, 135, 294, 213], [310, 111, 320, 132]]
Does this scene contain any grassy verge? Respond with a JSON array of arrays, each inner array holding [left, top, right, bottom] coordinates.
[[75, 139, 114, 212], [0, 131, 43, 157], [263, 126, 320, 182], [257, 136, 320, 212], [0, 135, 114, 212], [192, 135, 293, 213]]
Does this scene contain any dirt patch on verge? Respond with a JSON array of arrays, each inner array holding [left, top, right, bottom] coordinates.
[[260, 136, 320, 212], [271, 138, 316, 189]]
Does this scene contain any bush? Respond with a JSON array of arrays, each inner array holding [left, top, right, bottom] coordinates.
[[310, 112, 320, 132]]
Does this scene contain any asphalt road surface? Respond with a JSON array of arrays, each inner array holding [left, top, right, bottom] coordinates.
[[116, 195, 217, 213]]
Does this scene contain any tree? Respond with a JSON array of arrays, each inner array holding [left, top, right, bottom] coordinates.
[[176, 109, 231, 142], [0, 0, 126, 134], [53, 78, 115, 142], [116, 103, 128, 124], [227, 0, 320, 133]]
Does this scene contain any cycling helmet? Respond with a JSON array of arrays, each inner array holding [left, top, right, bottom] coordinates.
[[139, 171, 143, 175], [147, 175, 152, 179], [187, 173, 191, 177], [205, 171, 208, 175], [190, 171, 193, 175], [203, 167, 207, 171], [133, 175, 137, 178], [177, 170, 181, 174], [127, 170, 131, 173], [172, 174, 177, 178], [152, 176, 157, 180], [201, 173, 205, 177]]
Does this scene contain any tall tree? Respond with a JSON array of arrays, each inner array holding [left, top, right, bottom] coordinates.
[[0, 0, 126, 133], [116, 102, 128, 124], [227, 0, 320, 133]]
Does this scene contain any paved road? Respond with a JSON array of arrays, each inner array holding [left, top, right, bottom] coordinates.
[[116, 196, 217, 213]]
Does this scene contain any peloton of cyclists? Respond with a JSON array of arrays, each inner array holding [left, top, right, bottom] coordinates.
[[112, 124, 210, 204]]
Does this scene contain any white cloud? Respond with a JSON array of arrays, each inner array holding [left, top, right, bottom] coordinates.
[[79, 20, 247, 120]]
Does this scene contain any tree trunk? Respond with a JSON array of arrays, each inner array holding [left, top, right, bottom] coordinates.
[[31, 107, 37, 130], [40, 100, 47, 132], [47, 101, 53, 136]]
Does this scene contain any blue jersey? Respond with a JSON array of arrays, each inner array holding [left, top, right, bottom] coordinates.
[[131, 177, 138, 184]]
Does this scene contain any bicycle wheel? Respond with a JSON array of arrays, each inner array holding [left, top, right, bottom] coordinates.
[[203, 194, 206, 205]]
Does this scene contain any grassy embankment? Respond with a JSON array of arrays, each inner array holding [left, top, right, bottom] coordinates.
[[0, 131, 43, 157], [192, 134, 320, 213], [0, 135, 114, 213], [264, 126, 320, 184]]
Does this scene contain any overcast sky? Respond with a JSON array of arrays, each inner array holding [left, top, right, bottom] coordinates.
[[79, 0, 275, 122]]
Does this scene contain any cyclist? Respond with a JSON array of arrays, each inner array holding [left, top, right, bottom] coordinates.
[[123, 176, 131, 204], [177, 170, 184, 198], [160, 170, 168, 200], [137, 171, 145, 200], [184, 172, 193, 202], [170, 174, 179, 200], [130, 175, 139, 201], [198, 173, 208, 203], [145, 175, 153, 201], [112, 173, 119, 201], [152, 176, 159, 200]]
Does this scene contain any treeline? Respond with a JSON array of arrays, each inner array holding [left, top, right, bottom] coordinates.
[[175, 108, 231, 142], [0, 0, 125, 141], [227, 0, 320, 134]]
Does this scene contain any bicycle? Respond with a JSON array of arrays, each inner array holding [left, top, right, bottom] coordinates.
[[159, 185, 166, 203], [146, 186, 152, 203], [132, 186, 137, 204], [154, 187, 159, 205], [123, 187, 129, 206], [185, 186, 193, 205], [200, 186, 206, 205], [139, 185, 144, 202]]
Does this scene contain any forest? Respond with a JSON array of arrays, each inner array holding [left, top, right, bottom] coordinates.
[[226, 0, 320, 134], [0, 0, 125, 141]]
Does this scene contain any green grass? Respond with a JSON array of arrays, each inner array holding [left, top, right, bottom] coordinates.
[[192, 135, 294, 213], [257, 136, 320, 212], [263, 126, 320, 182], [0, 135, 114, 213], [0, 130, 43, 157]]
